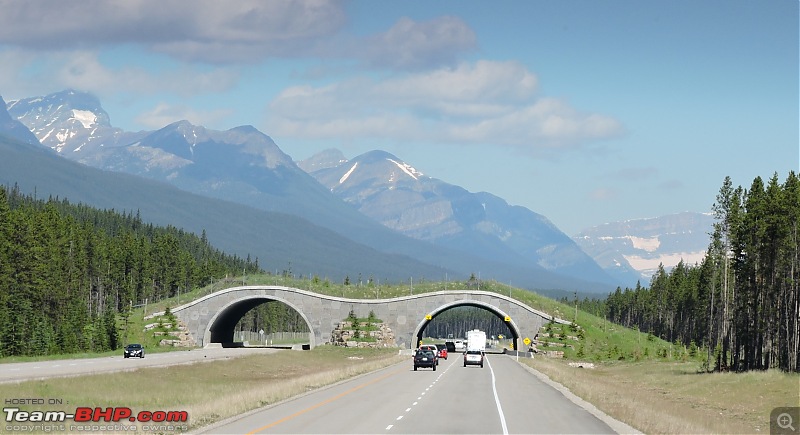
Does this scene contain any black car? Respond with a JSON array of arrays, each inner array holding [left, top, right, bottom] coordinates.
[[123, 343, 145, 358], [413, 350, 437, 371]]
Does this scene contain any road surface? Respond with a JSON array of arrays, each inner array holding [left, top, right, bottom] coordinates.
[[203, 352, 636, 434], [0, 347, 281, 384]]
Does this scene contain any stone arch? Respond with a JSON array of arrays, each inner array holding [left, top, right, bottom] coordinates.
[[411, 299, 523, 350], [202, 295, 315, 347]]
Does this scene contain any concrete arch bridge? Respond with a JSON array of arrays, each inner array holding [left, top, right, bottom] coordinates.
[[165, 286, 569, 351]]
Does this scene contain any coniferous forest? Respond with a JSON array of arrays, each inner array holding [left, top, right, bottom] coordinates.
[[605, 172, 799, 372], [0, 185, 261, 357]]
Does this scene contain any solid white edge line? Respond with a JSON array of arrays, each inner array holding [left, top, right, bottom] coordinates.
[[487, 358, 509, 435]]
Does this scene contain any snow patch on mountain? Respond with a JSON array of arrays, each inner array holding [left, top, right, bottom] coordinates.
[[574, 212, 714, 287], [72, 109, 97, 128], [388, 158, 422, 180], [339, 162, 358, 184], [624, 250, 707, 273]]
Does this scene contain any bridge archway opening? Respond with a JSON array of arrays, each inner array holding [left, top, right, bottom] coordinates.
[[413, 302, 519, 351], [206, 296, 313, 348]]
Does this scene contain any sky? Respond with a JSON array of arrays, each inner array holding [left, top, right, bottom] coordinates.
[[0, 0, 796, 235]]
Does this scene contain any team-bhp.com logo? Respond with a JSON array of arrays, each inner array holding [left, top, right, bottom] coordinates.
[[4, 406, 188, 432]]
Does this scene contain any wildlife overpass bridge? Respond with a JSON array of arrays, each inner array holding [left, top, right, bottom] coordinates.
[[165, 286, 568, 350]]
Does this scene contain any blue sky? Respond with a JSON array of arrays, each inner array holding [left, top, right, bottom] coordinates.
[[0, 0, 796, 235]]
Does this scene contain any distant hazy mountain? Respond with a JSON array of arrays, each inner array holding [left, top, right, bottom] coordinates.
[[6, 89, 617, 292], [0, 111, 457, 282], [299, 149, 618, 287], [573, 212, 714, 287]]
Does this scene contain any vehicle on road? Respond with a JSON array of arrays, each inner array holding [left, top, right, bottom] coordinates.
[[414, 350, 437, 371], [438, 346, 448, 360], [123, 343, 145, 358], [464, 349, 484, 368], [454, 339, 466, 351], [419, 344, 439, 365], [467, 329, 486, 352], [444, 341, 456, 353]]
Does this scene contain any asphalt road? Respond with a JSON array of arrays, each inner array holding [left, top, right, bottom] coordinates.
[[0, 347, 281, 384], [203, 353, 635, 434]]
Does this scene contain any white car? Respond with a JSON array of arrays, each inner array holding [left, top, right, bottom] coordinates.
[[463, 349, 484, 368]]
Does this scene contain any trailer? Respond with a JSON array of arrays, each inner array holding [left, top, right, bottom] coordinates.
[[466, 329, 486, 351]]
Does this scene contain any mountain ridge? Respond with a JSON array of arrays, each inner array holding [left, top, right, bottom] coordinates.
[[300, 148, 617, 286], [5, 89, 674, 292]]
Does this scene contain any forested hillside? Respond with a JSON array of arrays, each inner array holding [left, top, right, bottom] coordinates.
[[0, 185, 261, 357], [604, 172, 799, 372]]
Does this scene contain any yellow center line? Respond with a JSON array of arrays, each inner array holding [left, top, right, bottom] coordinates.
[[246, 367, 405, 434]]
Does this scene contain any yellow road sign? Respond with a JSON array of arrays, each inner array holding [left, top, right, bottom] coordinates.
[[504, 316, 511, 322], [425, 314, 432, 320], [523, 337, 531, 345]]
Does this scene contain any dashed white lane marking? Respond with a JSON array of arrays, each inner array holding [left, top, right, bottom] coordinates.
[[387, 358, 457, 431]]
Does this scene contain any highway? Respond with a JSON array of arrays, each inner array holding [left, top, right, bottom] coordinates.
[[203, 352, 636, 434], [0, 347, 281, 384]]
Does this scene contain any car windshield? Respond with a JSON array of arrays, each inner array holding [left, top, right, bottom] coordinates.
[[127, 344, 142, 349], [418, 351, 433, 357]]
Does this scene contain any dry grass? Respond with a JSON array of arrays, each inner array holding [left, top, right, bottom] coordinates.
[[0, 347, 405, 434], [523, 357, 799, 434]]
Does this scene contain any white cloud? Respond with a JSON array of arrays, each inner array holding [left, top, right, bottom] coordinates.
[[266, 60, 623, 153], [0, 0, 346, 64], [135, 102, 233, 129], [1, 50, 239, 101], [363, 16, 477, 70], [589, 188, 618, 201]]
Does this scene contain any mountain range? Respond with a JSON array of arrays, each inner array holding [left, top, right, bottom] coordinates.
[[297, 148, 612, 285], [2, 89, 715, 292], [574, 212, 714, 286]]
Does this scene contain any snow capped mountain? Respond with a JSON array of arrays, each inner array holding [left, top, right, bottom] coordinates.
[[5, 89, 637, 291], [0, 95, 40, 146], [7, 89, 145, 156], [300, 149, 618, 286], [573, 211, 715, 287]]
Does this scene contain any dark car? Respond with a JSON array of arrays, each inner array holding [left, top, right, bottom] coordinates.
[[444, 341, 456, 353], [414, 350, 437, 371], [418, 344, 439, 365], [124, 343, 145, 358]]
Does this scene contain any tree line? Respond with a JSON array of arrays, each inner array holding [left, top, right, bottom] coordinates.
[[603, 172, 799, 372], [0, 185, 261, 357], [425, 306, 512, 340]]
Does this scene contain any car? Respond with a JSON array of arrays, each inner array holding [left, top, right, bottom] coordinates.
[[123, 343, 145, 358], [444, 341, 456, 353], [437, 346, 448, 360], [464, 349, 484, 368], [418, 345, 439, 365], [414, 350, 437, 371]]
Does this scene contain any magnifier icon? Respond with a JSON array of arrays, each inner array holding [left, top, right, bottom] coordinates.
[[778, 413, 796, 431]]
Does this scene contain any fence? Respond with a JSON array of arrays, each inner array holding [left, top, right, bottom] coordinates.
[[235, 330, 309, 345]]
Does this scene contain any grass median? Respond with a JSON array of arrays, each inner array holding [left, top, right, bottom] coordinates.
[[0, 346, 405, 434]]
